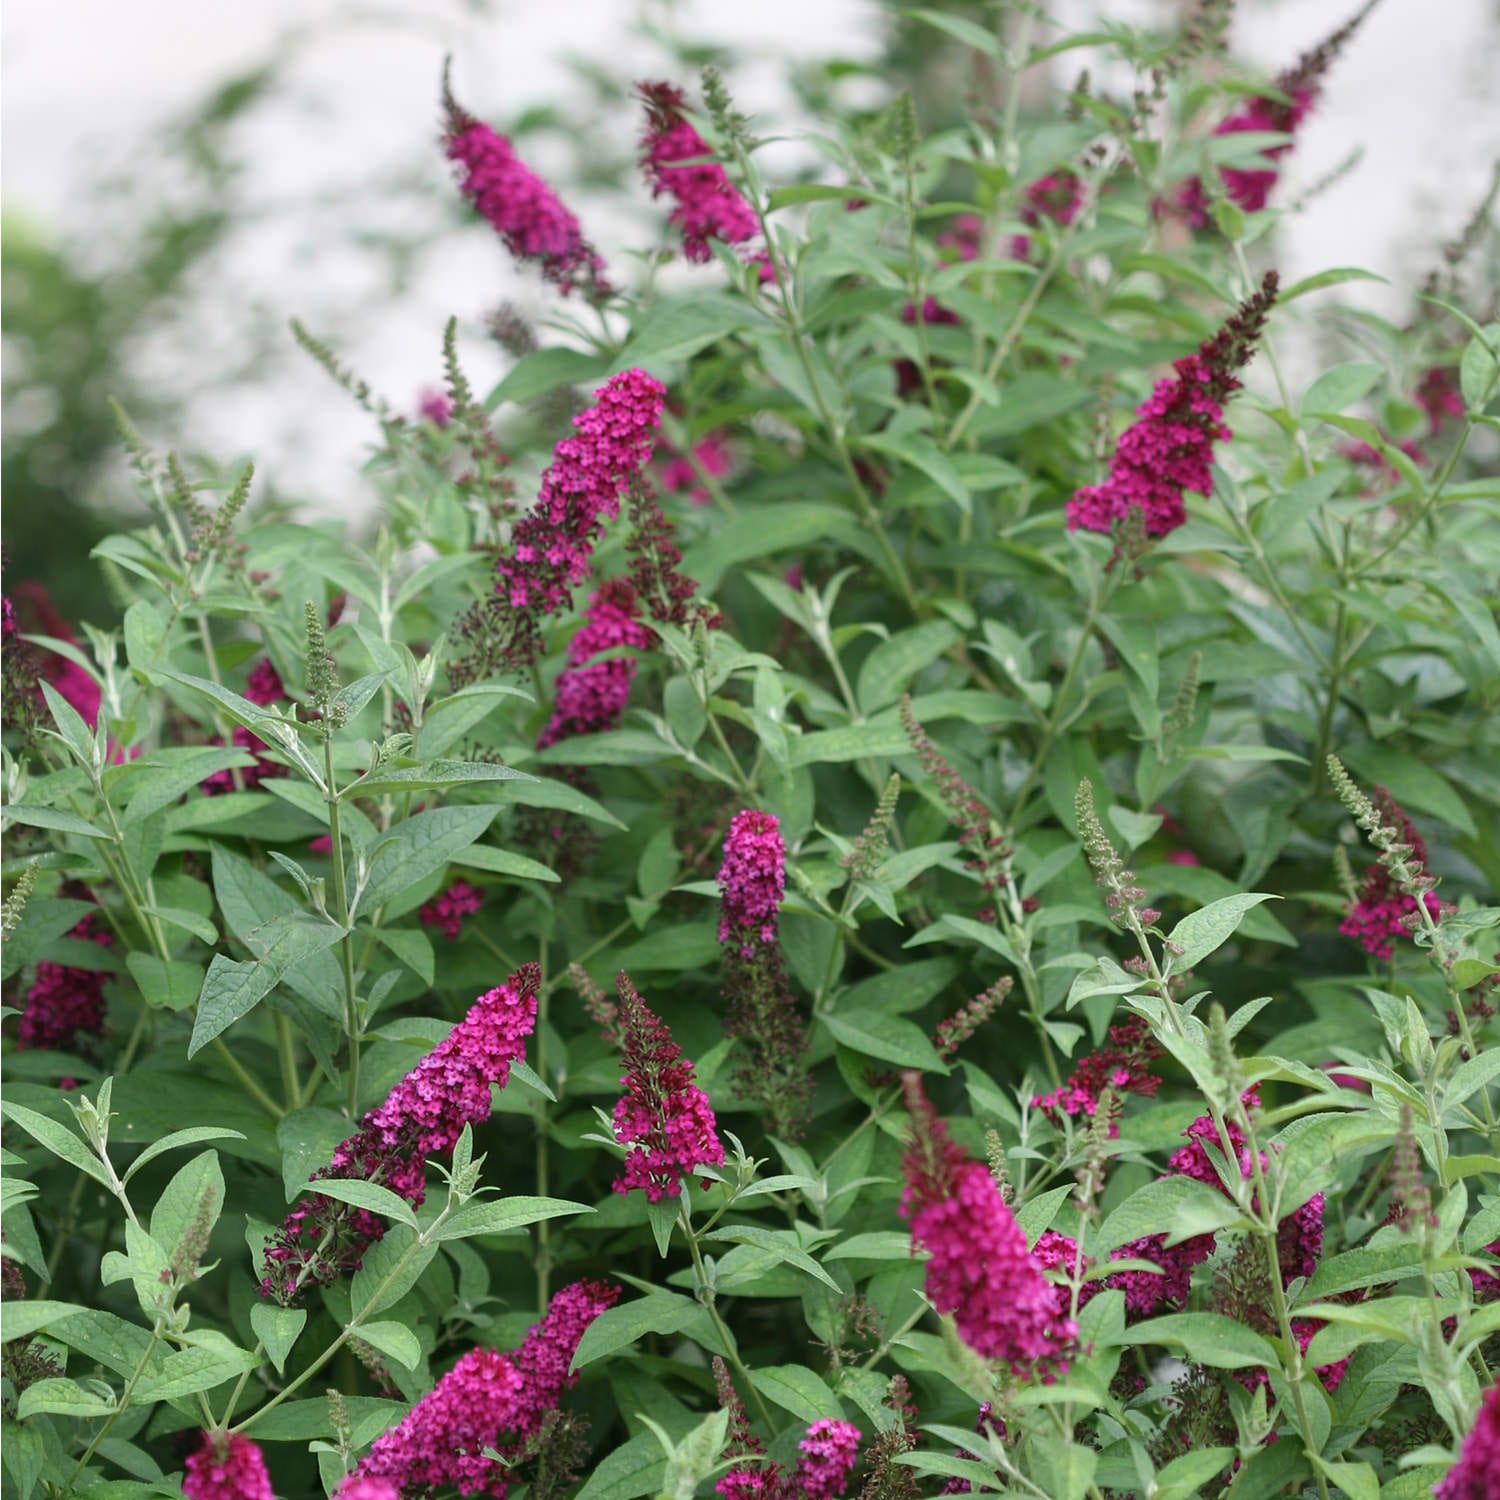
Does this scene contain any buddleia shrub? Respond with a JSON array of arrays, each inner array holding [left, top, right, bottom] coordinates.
[[4, 5, 1499, 1499]]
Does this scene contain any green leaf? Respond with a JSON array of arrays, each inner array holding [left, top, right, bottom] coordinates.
[[0, 1101, 110, 1186], [124, 954, 206, 1013], [702, 1225, 839, 1289], [132, 1341, 257, 1402], [614, 295, 754, 372], [1, 1300, 87, 1342], [419, 684, 531, 758], [683, 503, 877, 593], [451, 844, 559, 884], [373, 926, 435, 985], [350, 1226, 436, 1318], [860, 431, 971, 511], [358, 805, 497, 912], [1460, 324, 1499, 411], [350, 760, 533, 798], [1, 803, 111, 840], [311, 1178, 419, 1230], [123, 1126, 246, 1183], [1164, 893, 1277, 972], [356, 1319, 422, 1371], [748, 1364, 844, 1423], [571, 1291, 707, 1371], [434, 1195, 594, 1242], [16, 1378, 116, 1421], [120, 748, 255, 826], [1120, 1312, 1277, 1369], [1098, 1176, 1247, 1252], [489, 346, 612, 408], [574, 1430, 666, 1500], [1278, 267, 1387, 302], [1301, 361, 1384, 417], [249, 1303, 306, 1376], [821, 1009, 946, 1071], [150, 1150, 225, 1272], [897, 7, 1002, 56], [790, 722, 911, 767], [1152, 1448, 1238, 1500], [1443, 1049, 1500, 1119], [825, 1232, 914, 1261], [856, 621, 960, 714], [1337, 742, 1477, 836], [188, 914, 346, 1056]]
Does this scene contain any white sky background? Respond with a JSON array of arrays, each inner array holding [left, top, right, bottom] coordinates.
[[4, 0, 1498, 518]]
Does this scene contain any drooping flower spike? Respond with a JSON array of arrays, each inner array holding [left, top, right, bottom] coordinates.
[[900, 1072, 1077, 1379], [443, 67, 608, 297], [1177, 1, 1379, 227], [351, 1279, 618, 1497], [609, 970, 725, 1201], [261, 965, 539, 1303], [495, 369, 667, 669], [638, 81, 759, 263], [1068, 271, 1278, 539]]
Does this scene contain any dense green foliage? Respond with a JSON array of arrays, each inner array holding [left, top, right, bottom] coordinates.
[[3, 6, 1499, 1500]]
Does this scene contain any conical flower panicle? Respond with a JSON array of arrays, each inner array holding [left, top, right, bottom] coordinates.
[[717, 810, 811, 1139], [1177, 1, 1378, 225], [610, 972, 725, 1201], [638, 81, 759, 263], [1068, 272, 1278, 539], [899, 1074, 1077, 1380], [495, 369, 667, 669], [443, 75, 607, 297], [261, 966, 540, 1303], [352, 1279, 618, 1498], [182, 1432, 275, 1500]]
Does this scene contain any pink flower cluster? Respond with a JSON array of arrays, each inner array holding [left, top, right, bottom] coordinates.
[[420, 878, 485, 941], [261, 966, 540, 1303], [537, 581, 654, 749], [1068, 273, 1278, 539], [1105, 1092, 1331, 1323], [496, 369, 666, 667], [1176, 88, 1315, 228], [17, 913, 113, 1054], [420, 389, 456, 427], [717, 810, 786, 952], [1177, 4, 1374, 228], [1435, 1381, 1500, 1500], [638, 82, 759, 263], [1340, 786, 1443, 959], [335, 1480, 400, 1500], [182, 1432, 275, 1500], [1032, 1018, 1163, 1130], [352, 1279, 618, 1497], [795, 1419, 863, 1500], [901, 1074, 1076, 1379], [660, 432, 732, 507], [1010, 171, 1083, 258], [203, 658, 286, 796], [610, 972, 724, 1201], [444, 92, 606, 296], [719, 1419, 862, 1500]]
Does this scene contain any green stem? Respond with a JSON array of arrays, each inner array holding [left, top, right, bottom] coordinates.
[[1008, 565, 1118, 830], [235, 1199, 456, 1434], [66, 1321, 165, 1488], [323, 733, 361, 1117], [679, 1202, 775, 1431], [1358, 417, 1476, 577], [535, 983, 552, 1309], [738, 168, 920, 617], [274, 1010, 302, 1113], [211, 1038, 285, 1121]]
